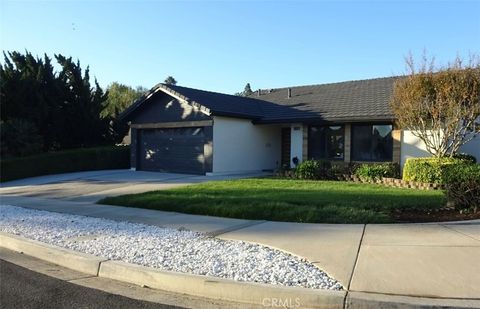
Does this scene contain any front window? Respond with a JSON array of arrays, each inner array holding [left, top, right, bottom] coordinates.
[[351, 124, 393, 161], [308, 125, 344, 160]]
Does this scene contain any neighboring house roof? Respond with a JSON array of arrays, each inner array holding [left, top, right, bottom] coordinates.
[[121, 76, 400, 124]]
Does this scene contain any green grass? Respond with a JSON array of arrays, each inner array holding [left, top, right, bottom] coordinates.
[[99, 178, 445, 224]]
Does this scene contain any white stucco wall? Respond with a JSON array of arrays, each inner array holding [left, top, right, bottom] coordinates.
[[212, 116, 281, 174], [290, 124, 303, 168], [401, 130, 480, 167], [459, 135, 480, 162], [400, 130, 431, 167]]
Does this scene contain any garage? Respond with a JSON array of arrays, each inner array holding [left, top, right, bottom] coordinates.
[[136, 127, 208, 174], [121, 83, 274, 175]]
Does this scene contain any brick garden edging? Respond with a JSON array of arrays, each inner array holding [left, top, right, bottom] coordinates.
[[342, 175, 444, 191], [275, 171, 444, 191]]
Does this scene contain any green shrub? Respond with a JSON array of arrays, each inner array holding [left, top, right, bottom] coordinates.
[[355, 163, 400, 181], [0, 119, 43, 157], [0, 146, 130, 182], [443, 164, 480, 212], [295, 160, 332, 180], [403, 157, 473, 184], [276, 165, 296, 178], [452, 153, 477, 164], [329, 163, 351, 178]]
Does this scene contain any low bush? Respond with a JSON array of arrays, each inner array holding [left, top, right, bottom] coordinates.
[[329, 163, 353, 179], [295, 159, 332, 180], [443, 164, 480, 213], [355, 163, 400, 181], [452, 153, 477, 164], [403, 157, 473, 184], [276, 165, 296, 178], [0, 146, 130, 182]]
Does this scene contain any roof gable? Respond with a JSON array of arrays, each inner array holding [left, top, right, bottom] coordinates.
[[121, 83, 268, 121]]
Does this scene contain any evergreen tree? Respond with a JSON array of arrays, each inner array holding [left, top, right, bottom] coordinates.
[[234, 82, 254, 96], [0, 51, 59, 153], [55, 54, 110, 148], [0, 50, 117, 156], [164, 76, 177, 85], [243, 83, 253, 96]]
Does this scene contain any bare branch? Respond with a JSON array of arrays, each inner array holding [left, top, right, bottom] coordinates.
[[391, 53, 480, 157]]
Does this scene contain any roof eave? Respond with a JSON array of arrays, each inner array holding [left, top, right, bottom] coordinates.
[[212, 111, 263, 120], [254, 115, 396, 125]]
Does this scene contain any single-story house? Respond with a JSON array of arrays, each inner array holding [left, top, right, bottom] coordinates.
[[120, 77, 480, 175]]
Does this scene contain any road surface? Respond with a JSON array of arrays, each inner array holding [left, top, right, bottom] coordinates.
[[0, 259, 182, 309]]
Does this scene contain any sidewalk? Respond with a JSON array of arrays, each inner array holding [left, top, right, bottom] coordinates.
[[1, 194, 479, 301]]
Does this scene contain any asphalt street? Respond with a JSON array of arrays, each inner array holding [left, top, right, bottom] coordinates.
[[0, 259, 183, 309]]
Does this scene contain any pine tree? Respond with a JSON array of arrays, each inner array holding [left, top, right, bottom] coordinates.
[[243, 83, 253, 96], [164, 76, 177, 85], [55, 54, 110, 148], [234, 83, 254, 96]]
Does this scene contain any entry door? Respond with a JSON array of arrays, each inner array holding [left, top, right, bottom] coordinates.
[[281, 127, 291, 168]]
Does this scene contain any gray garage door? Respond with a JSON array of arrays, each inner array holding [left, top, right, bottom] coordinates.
[[137, 127, 206, 174]]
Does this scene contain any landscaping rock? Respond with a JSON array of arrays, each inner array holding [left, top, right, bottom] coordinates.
[[0, 205, 343, 290]]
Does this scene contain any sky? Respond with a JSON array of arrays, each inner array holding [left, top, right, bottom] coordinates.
[[1, 0, 479, 94]]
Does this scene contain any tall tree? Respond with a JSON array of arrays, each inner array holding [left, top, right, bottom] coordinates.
[[235, 82, 254, 96], [103, 83, 147, 143], [0, 51, 59, 153], [164, 76, 177, 85], [391, 54, 480, 157], [243, 83, 253, 96], [0, 50, 118, 156], [103, 82, 147, 118], [55, 54, 110, 148]]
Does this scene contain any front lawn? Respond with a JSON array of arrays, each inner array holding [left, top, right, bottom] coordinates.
[[99, 178, 445, 223]]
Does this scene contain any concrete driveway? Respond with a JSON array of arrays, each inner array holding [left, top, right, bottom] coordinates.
[[0, 169, 265, 203]]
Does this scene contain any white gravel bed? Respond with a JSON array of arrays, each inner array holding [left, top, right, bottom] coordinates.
[[0, 205, 342, 290]]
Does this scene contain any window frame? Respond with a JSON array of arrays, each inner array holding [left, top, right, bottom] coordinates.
[[308, 124, 345, 161], [351, 123, 393, 162]]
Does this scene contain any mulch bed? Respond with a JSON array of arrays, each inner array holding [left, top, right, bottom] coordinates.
[[392, 208, 480, 223]]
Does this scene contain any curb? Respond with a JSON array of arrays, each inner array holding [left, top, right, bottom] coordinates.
[[99, 260, 345, 308], [0, 232, 105, 276], [0, 232, 345, 308]]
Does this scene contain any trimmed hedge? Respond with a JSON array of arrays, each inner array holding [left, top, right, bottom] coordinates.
[[354, 163, 400, 181], [403, 157, 473, 184], [0, 146, 130, 182], [443, 164, 480, 212]]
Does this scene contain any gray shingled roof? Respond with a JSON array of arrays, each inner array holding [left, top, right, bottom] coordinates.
[[121, 77, 400, 123], [166, 84, 264, 119], [250, 76, 399, 123]]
